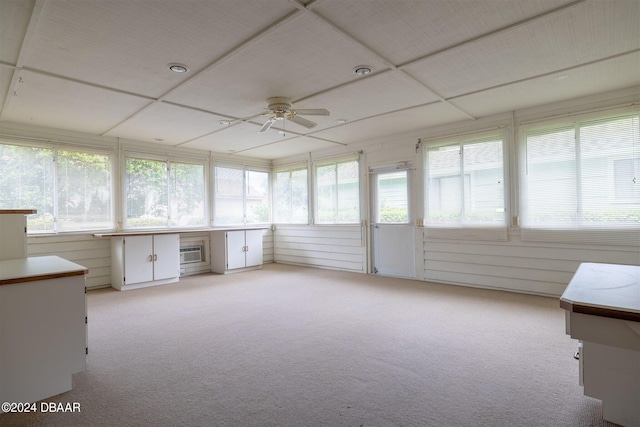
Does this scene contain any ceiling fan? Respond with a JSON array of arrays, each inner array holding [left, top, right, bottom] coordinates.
[[258, 97, 329, 133]]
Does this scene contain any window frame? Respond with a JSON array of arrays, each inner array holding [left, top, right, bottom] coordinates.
[[423, 129, 508, 239], [272, 162, 309, 224], [213, 164, 271, 226], [518, 109, 640, 245], [0, 139, 115, 234], [123, 151, 208, 230], [312, 156, 361, 225]]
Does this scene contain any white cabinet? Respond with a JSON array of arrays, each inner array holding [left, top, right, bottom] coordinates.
[[211, 229, 263, 273], [561, 263, 640, 427], [111, 234, 180, 290], [0, 256, 87, 408], [0, 209, 35, 260]]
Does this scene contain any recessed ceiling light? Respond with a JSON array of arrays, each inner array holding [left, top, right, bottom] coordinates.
[[336, 119, 348, 124], [219, 120, 231, 125], [554, 74, 569, 81], [354, 65, 373, 76], [169, 64, 188, 73]]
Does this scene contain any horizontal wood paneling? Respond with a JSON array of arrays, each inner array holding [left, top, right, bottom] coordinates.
[[274, 225, 365, 272], [27, 234, 111, 289], [422, 230, 640, 297]]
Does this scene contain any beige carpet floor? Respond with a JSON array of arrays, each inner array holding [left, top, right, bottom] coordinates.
[[1, 263, 617, 426]]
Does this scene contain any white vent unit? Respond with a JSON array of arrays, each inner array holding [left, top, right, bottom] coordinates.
[[180, 245, 203, 264]]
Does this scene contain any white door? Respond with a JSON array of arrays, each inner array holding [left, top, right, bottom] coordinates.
[[124, 235, 153, 285], [370, 167, 415, 278], [153, 234, 180, 280], [244, 229, 263, 267], [226, 230, 247, 270]]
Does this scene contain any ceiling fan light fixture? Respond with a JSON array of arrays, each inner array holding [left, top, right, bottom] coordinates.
[[168, 63, 188, 73], [354, 65, 373, 76]]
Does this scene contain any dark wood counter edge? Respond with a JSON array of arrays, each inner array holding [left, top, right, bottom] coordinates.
[[560, 299, 640, 322], [0, 269, 87, 286], [0, 209, 37, 214]]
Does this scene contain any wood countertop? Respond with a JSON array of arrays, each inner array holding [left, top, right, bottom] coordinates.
[[560, 263, 640, 322], [0, 256, 88, 286]]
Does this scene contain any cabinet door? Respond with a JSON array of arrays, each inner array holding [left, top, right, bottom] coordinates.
[[153, 234, 179, 280], [244, 229, 263, 267], [226, 231, 247, 270], [123, 236, 153, 285]]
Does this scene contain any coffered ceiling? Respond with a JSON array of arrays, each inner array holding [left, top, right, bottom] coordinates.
[[1, 0, 638, 159]]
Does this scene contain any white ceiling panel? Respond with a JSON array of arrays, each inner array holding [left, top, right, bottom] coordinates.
[[24, 0, 297, 97], [295, 71, 440, 125], [452, 52, 640, 117], [0, 0, 34, 63], [314, 0, 574, 65], [406, 0, 640, 98], [237, 136, 341, 159], [313, 102, 471, 145], [2, 71, 151, 134], [165, 12, 389, 117], [0, 0, 638, 160], [104, 102, 226, 145], [181, 122, 297, 154]]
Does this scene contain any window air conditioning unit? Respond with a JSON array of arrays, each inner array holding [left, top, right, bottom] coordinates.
[[180, 245, 203, 264]]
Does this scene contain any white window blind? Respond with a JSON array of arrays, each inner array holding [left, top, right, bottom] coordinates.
[[273, 165, 308, 224], [521, 113, 640, 245], [314, 158, 360, 224], [424, 132, 507, 240], [214, 166, 270, 225]]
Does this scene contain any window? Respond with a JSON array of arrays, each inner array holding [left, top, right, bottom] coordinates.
[[374, 170, 409, 224], [315, 159, 360, 224], [273, 165, 308, 223], [0, 142, 112, 232], [425, 134, 506, 227], [521, 113, 639, 244], [125, 156, 205, 228], [214, 166, 269, 225]]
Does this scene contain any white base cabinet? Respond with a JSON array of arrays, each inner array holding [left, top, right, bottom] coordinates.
[[111, 234, 180, 290], [0, 256, 87, 410], [211, 229, 263, 274]]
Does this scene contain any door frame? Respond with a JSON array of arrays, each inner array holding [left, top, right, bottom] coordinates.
[[368, 162, 416, 279]]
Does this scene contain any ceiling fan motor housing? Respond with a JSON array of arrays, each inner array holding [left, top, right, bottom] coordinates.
[[267, 97, 292, 113]]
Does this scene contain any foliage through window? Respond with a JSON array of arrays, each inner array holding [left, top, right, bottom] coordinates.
[[425, 134, 505, 226], [521, 114, 639, 233], [315, 159, 360, 224], [214, 166, 269, 225], [0, 142, 112, 232], [274, 166, 308, 223], [125, 157, 205, 228]]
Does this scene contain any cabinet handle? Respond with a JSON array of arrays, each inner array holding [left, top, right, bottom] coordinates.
[[154, 254, 158, 261], [148, 255, 153, 262], [245, 245, 249, 252]]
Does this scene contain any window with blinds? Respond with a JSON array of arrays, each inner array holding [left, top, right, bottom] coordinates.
[[273, 165, 308, 224], [213, 166, 269, 225], [424, 133, 506, 229], [521, 113, 640, 245]]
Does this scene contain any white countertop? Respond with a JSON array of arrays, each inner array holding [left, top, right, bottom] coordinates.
[[0, 256, 87, 285], [94, 226, 269, 237], [561, 263, 640, 318]]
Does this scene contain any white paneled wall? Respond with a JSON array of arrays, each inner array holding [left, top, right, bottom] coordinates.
[[27, 234, 111, 289], [422, 231, 640, 296], [273, 225, 365, 272]]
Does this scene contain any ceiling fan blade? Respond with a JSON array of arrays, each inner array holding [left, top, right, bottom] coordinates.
[[258, 119, 275, 133], [288, 114, 317, 129], [294, 108, 330, 116]]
